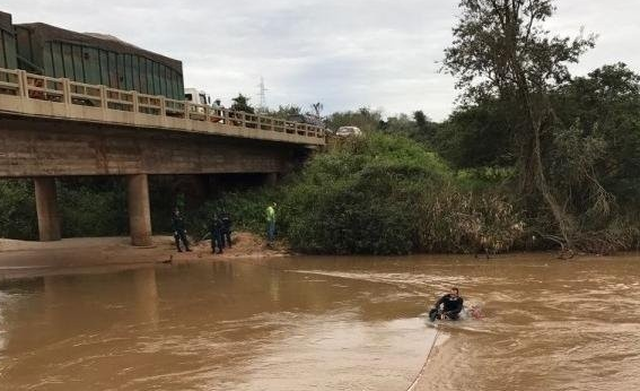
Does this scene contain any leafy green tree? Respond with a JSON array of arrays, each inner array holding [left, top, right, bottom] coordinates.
[[413, 111, 431, 139], [434, 100, 515, 168], [230, 94, 255, 114], [411, 110, 441, 144], [443, 0, 596, 249], [379, 114, 416, 135], [553, 63, 640, 216]]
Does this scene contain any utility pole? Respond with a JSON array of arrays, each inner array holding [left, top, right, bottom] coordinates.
[[257, 77, 268, 111]]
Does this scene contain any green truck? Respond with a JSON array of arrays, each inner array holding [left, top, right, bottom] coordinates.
[[0, 11, 17, 70], [0, 11, 184, 100]]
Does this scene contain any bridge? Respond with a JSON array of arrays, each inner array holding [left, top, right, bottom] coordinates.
[[0, 67, 325, 246]]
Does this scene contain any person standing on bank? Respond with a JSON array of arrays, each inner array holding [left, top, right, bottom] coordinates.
[[172, 208, 192, 253], [210, 213, 224, 254], [266, 202, 277, 246], [221, 209, 232, 249]]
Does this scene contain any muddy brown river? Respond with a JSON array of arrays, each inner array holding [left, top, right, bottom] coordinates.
[[0, 254, 639, 390]]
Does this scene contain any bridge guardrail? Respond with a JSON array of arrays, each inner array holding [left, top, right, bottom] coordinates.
[[0, 69, 21, 95], [0, 67, 326, 144], [106, 88, 134, 112], [24, 73, 65, 102]]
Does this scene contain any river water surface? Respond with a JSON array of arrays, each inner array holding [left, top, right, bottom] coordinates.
[[0, 254, 638, 390]]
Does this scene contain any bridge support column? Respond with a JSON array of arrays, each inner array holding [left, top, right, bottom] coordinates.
[[127, 174, 153, 246], [265, 173, 278, 187], [34, 177, 61, 242]]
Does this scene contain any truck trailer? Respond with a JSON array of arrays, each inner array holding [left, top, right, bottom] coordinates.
[[1, 11, 184, 100]]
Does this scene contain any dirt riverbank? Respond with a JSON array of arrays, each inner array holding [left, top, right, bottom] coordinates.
[[0, 232, 289, 279]]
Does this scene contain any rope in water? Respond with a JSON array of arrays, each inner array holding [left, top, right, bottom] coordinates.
[[404, 327, 441, 391], [217, 258, 445, 391]]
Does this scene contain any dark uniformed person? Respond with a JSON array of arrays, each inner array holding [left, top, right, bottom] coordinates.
[[210, 213, 225, 254], [171, 208, 191, 252], [221, 210, 232, 249]]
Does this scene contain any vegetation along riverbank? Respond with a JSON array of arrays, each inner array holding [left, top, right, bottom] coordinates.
[[1, 1, 639, 256]]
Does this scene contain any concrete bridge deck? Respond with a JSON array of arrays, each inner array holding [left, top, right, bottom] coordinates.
[[0, 67, 325, 146], [0, 66, 325, 247]]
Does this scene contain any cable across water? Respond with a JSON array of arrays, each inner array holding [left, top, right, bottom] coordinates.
[[404, 328, 441, 391]]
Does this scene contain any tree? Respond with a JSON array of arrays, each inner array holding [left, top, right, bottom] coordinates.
[[413, 110, 428, 132], [443, 0, 596, 249], [435, 100, 515, 168], [230, 94, 255, 114], [553, 63, 640, 209], [380, 114, 416, 135], [412, 110, 441, 144], [311, 102, 324, 117]]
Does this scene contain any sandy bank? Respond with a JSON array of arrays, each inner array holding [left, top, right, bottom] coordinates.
[[0, 232, 288, 279]]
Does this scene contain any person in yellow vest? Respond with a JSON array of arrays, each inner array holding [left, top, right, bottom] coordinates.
[[266, 202, 277, 246]]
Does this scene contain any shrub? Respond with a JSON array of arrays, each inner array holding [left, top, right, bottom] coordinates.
[[283, 134, 453, 255], [193, 134, 527, 255], [416, 190, 524, 254], [0, 180, 38, 240], [59, 183, 128, 238]]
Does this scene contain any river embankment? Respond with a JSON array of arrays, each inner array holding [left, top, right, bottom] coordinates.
[[2, 230, 637, 282], [0, 232, 288, 280]]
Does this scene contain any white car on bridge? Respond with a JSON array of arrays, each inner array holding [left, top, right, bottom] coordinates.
[[335, 126, 363, 138]]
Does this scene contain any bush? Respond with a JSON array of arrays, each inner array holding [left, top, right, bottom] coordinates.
[[190, 133, 527, 255], [0, 180, 38, 240], [416, 190, 524, 254], [282, 134, 452, 255], [59, 184, 128, 238], [0, 178, 129, 241]]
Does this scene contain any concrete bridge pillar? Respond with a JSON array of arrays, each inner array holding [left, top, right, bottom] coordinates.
[[127, 174, 153, 246], [34, 177, 61, 242], [265, 173, 278, 187]]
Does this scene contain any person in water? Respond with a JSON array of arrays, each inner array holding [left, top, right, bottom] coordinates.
[[429, 287, 464, 321]]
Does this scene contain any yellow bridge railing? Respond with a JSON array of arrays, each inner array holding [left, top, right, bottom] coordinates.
[[0, 67, 325, 144]]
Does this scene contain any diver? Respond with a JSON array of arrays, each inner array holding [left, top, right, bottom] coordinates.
[[429, 287, 464, 321]]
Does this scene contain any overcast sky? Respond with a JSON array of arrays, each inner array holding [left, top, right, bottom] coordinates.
[[4, 1, 639, 120]]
